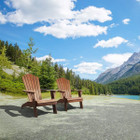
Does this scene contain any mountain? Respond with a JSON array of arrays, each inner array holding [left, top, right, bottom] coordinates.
[[95, 51, 140, 84]]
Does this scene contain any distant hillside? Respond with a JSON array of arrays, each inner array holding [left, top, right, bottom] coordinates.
[[95, 51, 140, 84], [107, 74, 140, 95], [0, 39, 112, 95], [3, 65, 26, 76]]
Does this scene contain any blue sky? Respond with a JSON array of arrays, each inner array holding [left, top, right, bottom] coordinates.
[[0, 0, 140, 80]]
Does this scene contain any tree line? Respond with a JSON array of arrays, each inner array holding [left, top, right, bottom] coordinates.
[[107, 75, 140, 95], [0, 38, 112, 95]]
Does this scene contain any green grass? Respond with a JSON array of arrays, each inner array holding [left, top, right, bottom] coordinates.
[[1, 91, 98, 100]]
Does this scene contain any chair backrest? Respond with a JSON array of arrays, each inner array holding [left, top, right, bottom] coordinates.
[[22, 74, 42, 102], [56, 78, 72, 98]]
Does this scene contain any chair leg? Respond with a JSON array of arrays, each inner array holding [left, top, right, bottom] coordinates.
[[33, 101, 38, 117], [33, 106, 37, 117], [64, 101, 68, 111], [21, 102, 29, 109], [52, 105, 57, 114], [80, 101, 83, 109]]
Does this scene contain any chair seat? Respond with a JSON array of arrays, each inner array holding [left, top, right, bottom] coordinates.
[[37, 99, 57, 106], [67, 97, 83, 102]]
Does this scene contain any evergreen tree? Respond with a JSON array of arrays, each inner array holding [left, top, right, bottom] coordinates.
[[54, 63, 59, 79], [89, 84, 95, 94], [20, 38, 38, 70], [0, 46, 11, 70], [39, 56, 55, 89], [59, 65, 65, 78]]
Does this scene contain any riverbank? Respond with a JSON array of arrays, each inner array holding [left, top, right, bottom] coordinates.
[[112, 95, 140, 100], [0, 93, 140, 140]]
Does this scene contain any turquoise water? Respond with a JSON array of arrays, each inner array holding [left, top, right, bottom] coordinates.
[[113, 95, 140, 100]]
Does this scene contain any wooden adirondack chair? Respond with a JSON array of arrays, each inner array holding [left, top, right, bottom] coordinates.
[[56, 78, 83, 111], [22, 74, 57, 117]]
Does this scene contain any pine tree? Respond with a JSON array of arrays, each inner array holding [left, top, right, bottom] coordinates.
[[39, 56, 56, 89], [59, 65, 65, 78], [89, 84, 95, 95], [20, 38, 38, 70], [0, 46, 11, 70], [54, 63, 59, 79]]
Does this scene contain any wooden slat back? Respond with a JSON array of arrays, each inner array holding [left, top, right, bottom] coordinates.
[[22, 74, 42, 102], [57, 78, 72, 98]]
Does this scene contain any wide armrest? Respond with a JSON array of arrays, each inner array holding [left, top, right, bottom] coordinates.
[[76, 90, 82, 92], [41, 89, 58, 92], [57, 90, 66, 98], [41, 89, 66, 98], [58, 90, 65, 93], [71, 89, 82, 97], [77, 90, 82, 97], [71, 89, 82, 92], [41, 89, 59, 99], [23, 90, 35, 93], [41, 89, 66, 92]]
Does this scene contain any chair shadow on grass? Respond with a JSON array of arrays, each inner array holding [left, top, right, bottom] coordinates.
[[0, 104, 78, 118], [57, 103, 78, 111], [0, 105, 50, 118], [43, 103, 77, 112]]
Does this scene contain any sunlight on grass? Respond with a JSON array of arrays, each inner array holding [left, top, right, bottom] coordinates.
[[41, 92, 62, 99]]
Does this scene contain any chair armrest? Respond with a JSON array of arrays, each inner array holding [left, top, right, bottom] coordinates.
[[50, 91, 55, 99], [42, 89, 57, 99], [71, 89, 82, 92], [41, 89, 58, 92], [23, 90, 36, 101], [41, 89, 65, 93], [58, 90, 65, 93], [74, 90, 83, 97], [23, 90, 35, 93], [57, 90, 66, 98], [70, 89, 83, 97]]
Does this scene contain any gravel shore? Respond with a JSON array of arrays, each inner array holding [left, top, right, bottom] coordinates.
[[0, 93, 140, 140]]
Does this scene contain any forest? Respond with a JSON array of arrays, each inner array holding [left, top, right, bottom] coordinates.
[[107, 75, 140, 95], [0, 38, 112, 95]]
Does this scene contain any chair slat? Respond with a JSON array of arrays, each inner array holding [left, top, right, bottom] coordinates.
[[57, 78, 71, 98], [22, 74, 42, 101]]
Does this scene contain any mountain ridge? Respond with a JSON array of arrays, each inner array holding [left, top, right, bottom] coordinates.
[[95, 51, 140, 84]]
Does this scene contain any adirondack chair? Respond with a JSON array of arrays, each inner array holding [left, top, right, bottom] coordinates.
[[56, 78, 83, 111], [22, 74, 57, 117]]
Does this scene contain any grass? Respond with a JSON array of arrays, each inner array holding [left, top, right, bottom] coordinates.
[[0, 92, 27, 98], [0, 91, 99, 100]]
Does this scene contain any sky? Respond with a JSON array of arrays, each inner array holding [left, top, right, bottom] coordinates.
[[0, 0, 140, 80]]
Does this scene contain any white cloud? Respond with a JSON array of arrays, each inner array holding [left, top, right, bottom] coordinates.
[[34, 23, 108, 39], [109, 23, 119, 28], [102, 53, 133, 68], [122, 18, 130, 24], [73, 6, 112, 24], [136, 0, 140, 2], [36, 55, 66, 63], [138, 36, 140, 40], [1, 0, 112, 38], [63, 67, 68, 72], [4, 0, 11, 7], [0, 12, 7, 24], [73, 62, 102, 74], [2, 0, 112, 25], [2, 0, 75, 25], [127, 42, 134, 47], [52, 58, 66, 63], [94, 36, 128, 48]]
